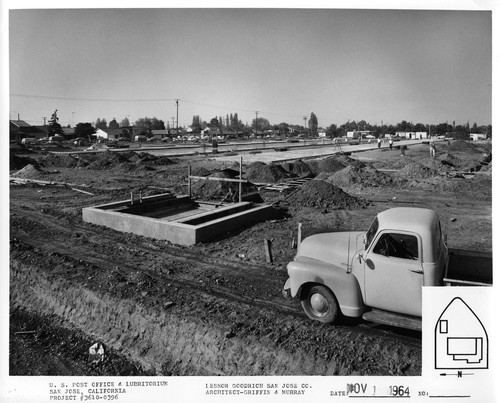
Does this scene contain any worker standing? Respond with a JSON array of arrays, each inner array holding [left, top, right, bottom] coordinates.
[[389, 137, 393, 151], [430, 141, 436, 158], [377, 137, 381, 149]]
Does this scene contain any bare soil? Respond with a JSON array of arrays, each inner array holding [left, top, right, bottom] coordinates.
[[9, 140, 492, 376]]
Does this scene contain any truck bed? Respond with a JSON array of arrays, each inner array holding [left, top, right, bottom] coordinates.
[[444, 248, 492, 286]]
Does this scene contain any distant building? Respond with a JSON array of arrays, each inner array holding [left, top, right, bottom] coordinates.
[[95, 128, 110, 140], [394, 131, 428, 139], [346, 130, 372, 139], [10, 120, 48, 142], [151, 129, 168, 139], [470, 133, 487, 141]]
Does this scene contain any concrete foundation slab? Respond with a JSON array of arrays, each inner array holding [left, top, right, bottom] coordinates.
[[82, 193, 274, 245]]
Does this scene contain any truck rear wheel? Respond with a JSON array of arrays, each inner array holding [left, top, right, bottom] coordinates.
[[301, 285, 339, 324]]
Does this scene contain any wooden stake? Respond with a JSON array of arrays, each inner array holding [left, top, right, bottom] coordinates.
[[239, 156, 243, 203], [188, 165, 192, 198], [297, 223, 302, 246], [264, 239, 273, 263]]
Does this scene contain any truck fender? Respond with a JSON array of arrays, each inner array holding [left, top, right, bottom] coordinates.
[[287, 258, 365, 317]]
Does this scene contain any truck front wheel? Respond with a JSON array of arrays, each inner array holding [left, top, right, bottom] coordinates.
[[301, 285, 339, 324]]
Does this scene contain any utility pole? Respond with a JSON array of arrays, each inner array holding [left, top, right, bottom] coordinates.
[[175, 99, 179, 136], [303, 116, 307, 136], [255, 111, 259, 137], [43, 117, 47, 126]]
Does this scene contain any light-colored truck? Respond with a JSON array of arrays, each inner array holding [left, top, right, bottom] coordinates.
[[283, 207, 492, 331]]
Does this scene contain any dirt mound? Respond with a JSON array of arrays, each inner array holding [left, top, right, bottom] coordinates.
[[448, 140, 480, 152], [399, 162, 440, 179], [280, 160, 313, 178], [326, 164, 399, 188], [135, 152, 175, 166], [10, 154, 38, 171], [191, 166, 212, 177], [245, 162, 289, 183], [318, 154, 352, 171], [119, 151, 141, 161], [39, 153, 78, 168], [191, 171, 257, 201], [436, 153, 461, 168], [286, 180, 368, 210], [86, 151, 132, 170], [215, 168, 241, 178], [11, 164, 46, 179], [306, 154, 352, 175]]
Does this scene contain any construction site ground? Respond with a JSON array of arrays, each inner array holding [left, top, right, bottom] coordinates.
[[9, 140, 492, 376]]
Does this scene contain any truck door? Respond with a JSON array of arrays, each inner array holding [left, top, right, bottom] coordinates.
[[364, 231, 423, 317]]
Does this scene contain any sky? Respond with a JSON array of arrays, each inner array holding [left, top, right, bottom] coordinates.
[[7, 6, 493, 129]]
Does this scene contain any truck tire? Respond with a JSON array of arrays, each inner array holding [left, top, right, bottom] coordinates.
[[301, 285, 339, 324]]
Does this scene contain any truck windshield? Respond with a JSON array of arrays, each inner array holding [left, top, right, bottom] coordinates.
[[365, 217, 379, 250]]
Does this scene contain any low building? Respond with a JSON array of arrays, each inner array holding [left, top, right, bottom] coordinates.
[[10, 120, 49, 142], [470, 133, 487, 141], [95, 128, 111, 140], [151, 129, 168, 139], [346, 130, 372, 139]]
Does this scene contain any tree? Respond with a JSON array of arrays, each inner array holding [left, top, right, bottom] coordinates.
[[395, 120, 410, 132], [414, 123, 427, 132], [95, 118, 107, 130], [277, 122, 290, 135], [209, 117, 220, 128], [230, 113, 242, 131], [75, 122, 95, 140], [109, 118, 119, 129], [48, 109, 63, 136], [251, 117, 271, 134], [135, 117, 165, 133], [308, 112, 318, 136], [192, 115, 201, 127], [326, 124, 338, 138], [120, 117, 130, 127]]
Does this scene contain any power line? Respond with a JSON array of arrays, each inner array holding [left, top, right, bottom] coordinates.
[[182, 98, 304, 119], [11, 93, 305, 120], [10, 93, 178, 102]]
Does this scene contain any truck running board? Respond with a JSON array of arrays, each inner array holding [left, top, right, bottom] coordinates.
[[362, 309, 421, 331]]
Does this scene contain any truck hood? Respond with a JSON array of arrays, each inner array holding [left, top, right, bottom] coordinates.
[[296, 231, 365, 266]]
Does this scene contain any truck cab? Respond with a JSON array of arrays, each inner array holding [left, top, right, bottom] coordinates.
[[283, 208, 452, 330]]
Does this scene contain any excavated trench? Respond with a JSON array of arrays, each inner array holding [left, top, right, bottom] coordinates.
[[13, 257, 409, 376]]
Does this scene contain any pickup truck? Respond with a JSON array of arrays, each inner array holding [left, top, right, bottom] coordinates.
[[283, 207, 492, 331]]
